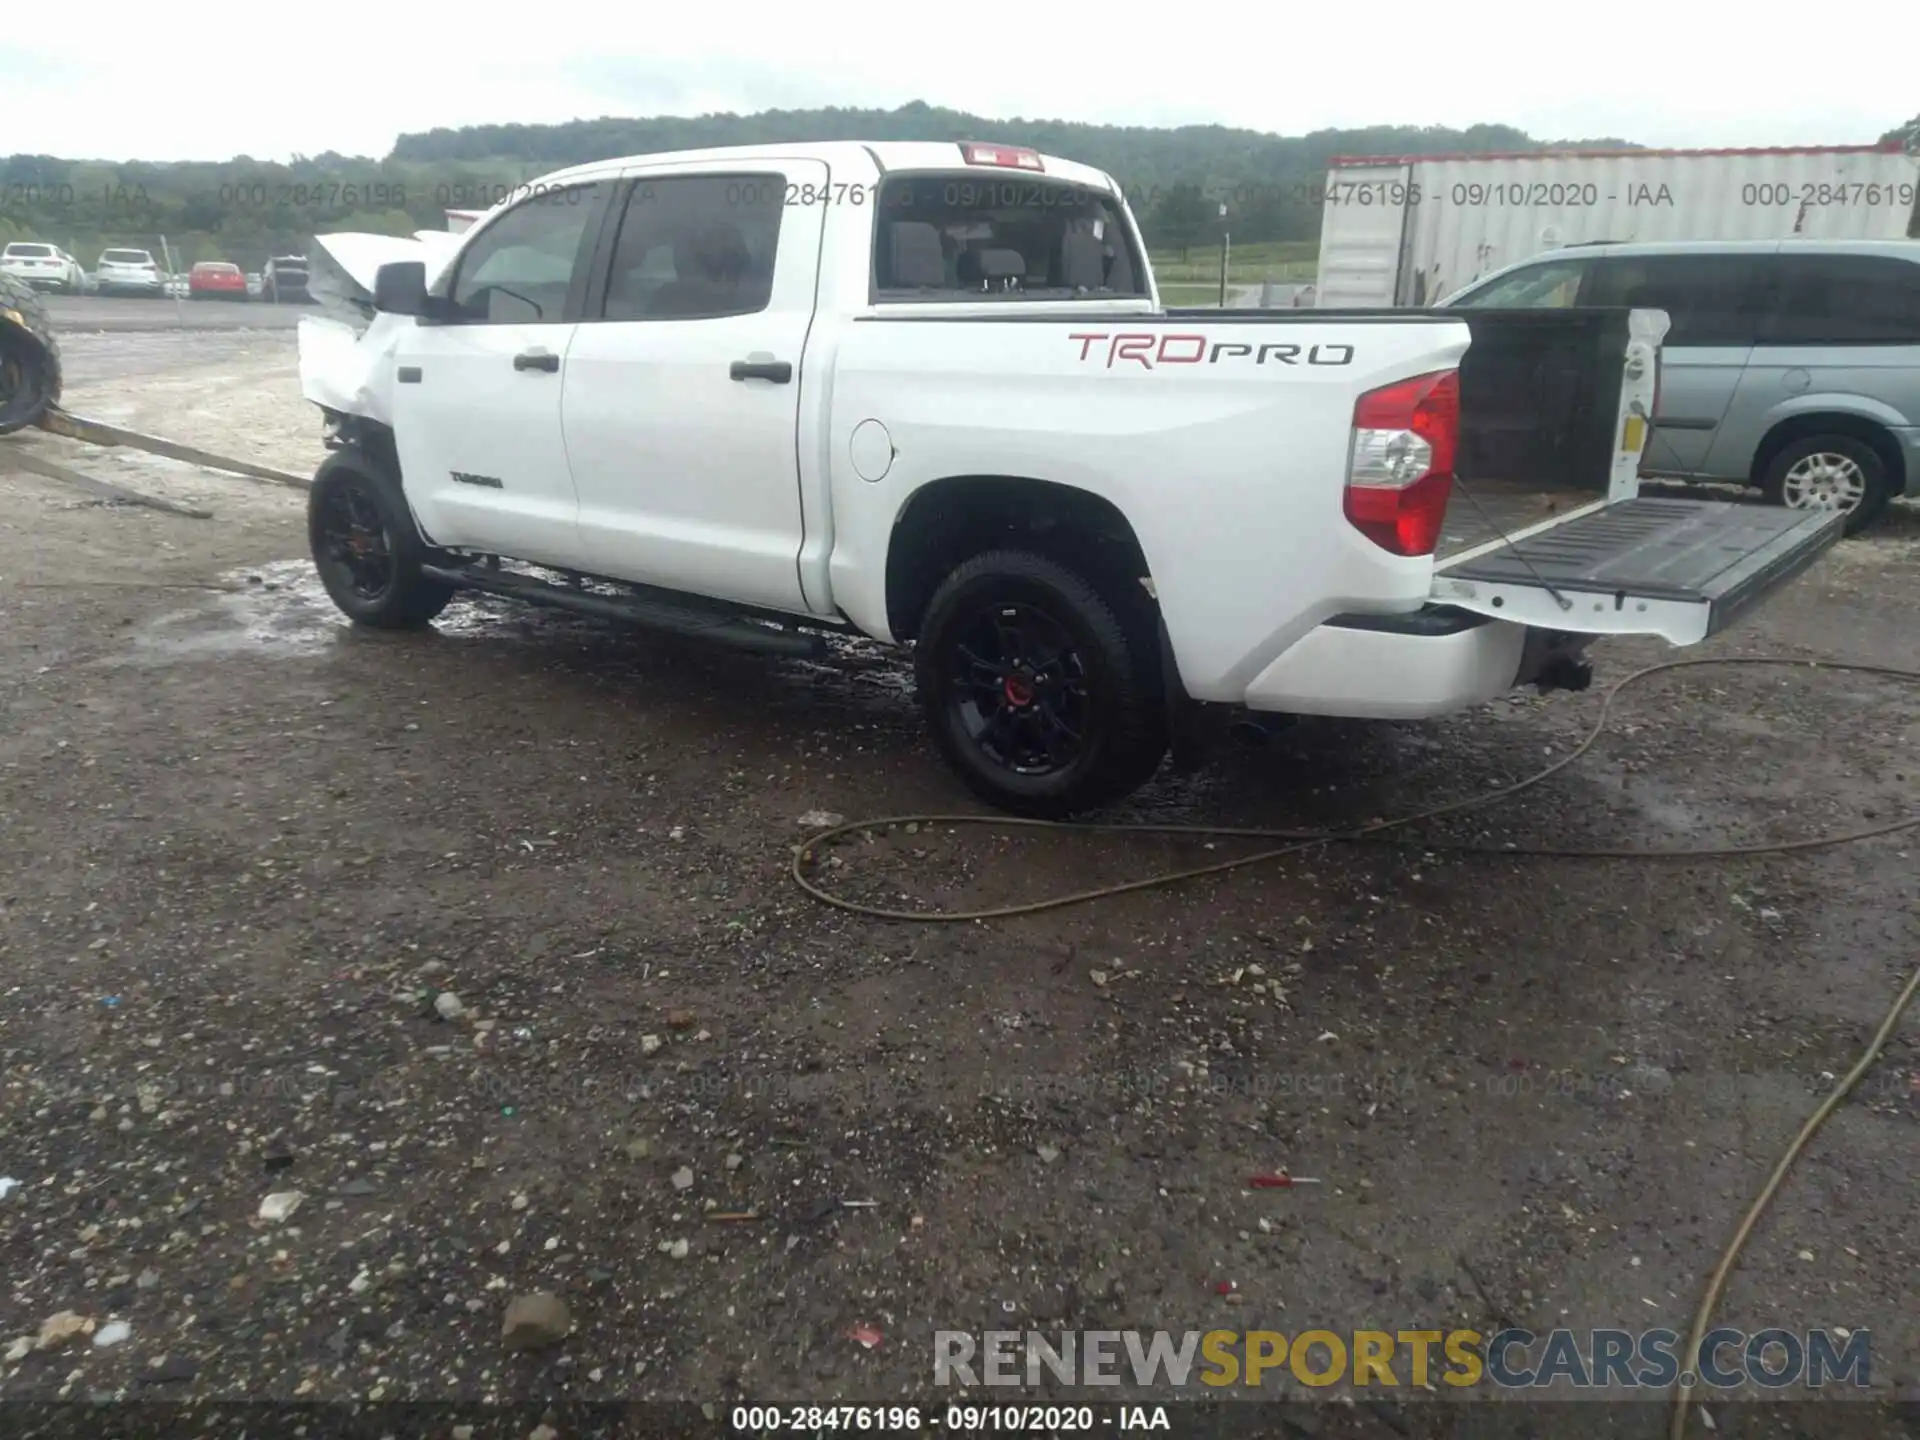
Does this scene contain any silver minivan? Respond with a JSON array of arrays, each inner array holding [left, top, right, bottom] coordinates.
[[1442, 239, 1920, 533]]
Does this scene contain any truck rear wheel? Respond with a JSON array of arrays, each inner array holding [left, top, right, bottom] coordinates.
[[915, 548, 1167, 817], [308, 455, 455, 629]]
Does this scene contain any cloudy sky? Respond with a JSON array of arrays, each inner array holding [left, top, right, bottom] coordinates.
[[1, 0, 1908, 162]]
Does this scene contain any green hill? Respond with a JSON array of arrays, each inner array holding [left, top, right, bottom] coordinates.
[[2, 100, 1642, 271]]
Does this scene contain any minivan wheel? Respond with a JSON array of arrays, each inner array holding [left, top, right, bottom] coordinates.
[[915, 549, 1167, 818], [308, 457, 455, 629], [1761, 435, 1889, 535]]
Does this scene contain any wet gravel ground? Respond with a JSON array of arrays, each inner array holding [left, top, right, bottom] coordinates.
[[0, 335, 1917, 1436]]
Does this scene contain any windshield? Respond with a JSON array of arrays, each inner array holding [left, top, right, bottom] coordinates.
[[102, 249, 154, 264], [872, 173, 1146, 302], [5, 244, 54, 257]]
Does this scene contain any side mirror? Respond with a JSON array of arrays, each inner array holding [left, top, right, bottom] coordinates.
[[373, 261, 428, 316]]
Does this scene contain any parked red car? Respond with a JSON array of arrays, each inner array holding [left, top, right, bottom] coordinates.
[[188, 261, 248, 300]]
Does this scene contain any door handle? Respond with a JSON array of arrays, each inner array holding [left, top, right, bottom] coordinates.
[[730, 359, 792, 384], [514, 350, 560, 373]]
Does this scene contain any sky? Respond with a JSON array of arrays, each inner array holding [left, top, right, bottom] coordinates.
[[1, 0, 1909, 163]]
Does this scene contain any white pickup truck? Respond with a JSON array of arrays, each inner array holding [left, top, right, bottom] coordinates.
[[297, 140, 1843, 816]]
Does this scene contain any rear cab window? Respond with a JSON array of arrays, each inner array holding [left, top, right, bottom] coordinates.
[[871, 174, 1147, 302], [102, 249, 154, 264]]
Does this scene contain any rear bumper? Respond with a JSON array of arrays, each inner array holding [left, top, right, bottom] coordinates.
[[1242, 609, 1530, 718], [1, 267, 72, 289]]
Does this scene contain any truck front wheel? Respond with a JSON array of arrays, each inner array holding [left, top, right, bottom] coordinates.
[[915, 549, 1167, 817], [308, 456, 455, 629]]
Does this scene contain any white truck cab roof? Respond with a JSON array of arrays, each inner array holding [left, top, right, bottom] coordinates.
[[522, 141, 1122, 198]]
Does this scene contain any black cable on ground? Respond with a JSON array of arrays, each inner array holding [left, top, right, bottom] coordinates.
[[791, 655, 1920, 1436], [792, 656, 1920, 921]]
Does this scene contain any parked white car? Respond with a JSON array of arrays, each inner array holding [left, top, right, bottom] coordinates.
[[95, 248, 166, 297], [296, 141, 1843, 814], [1, 242, 84, 293]]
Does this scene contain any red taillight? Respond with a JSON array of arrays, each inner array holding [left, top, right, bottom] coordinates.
[[1344, 369, 1459, 557], [961, 142, 1044, 172]]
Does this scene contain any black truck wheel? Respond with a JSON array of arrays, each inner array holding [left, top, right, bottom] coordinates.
[[308, 455, 455, 629], [0, 270, 63, 436], [915, 548, 1167, 817]]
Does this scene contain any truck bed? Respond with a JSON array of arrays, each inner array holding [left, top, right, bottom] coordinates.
[[1442, 307, 1637, 557], [1435, 477, 1597, 561], [1177, 305, 1640, 564]]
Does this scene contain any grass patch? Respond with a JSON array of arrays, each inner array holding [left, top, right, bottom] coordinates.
[[1158, 282, 1229, 306], [1149, 240, 1318, 286]]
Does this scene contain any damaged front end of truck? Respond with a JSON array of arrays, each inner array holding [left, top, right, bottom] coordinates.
[[297, 229, 462, 431]]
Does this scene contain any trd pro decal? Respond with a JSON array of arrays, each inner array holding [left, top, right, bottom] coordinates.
[[1069, 333, 1355, 370]]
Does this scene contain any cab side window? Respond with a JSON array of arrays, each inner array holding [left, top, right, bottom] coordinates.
[[447, 181, 604, 324], [599, 174, 785, 321]]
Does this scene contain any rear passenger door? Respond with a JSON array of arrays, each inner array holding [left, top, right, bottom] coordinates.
[[1579, 251, 1770, 476], [561, 161, 828, 612], [1727, 251, 1920, 473]]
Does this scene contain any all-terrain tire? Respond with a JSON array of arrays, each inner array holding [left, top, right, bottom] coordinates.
[[307, 453, 456, 629], [0, 270, 63, 435], [915, 548, 1167, 818]]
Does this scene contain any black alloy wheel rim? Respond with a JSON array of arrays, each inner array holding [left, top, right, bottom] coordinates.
[[947, 601, 1092, 777], [318, 481, 396, 601]]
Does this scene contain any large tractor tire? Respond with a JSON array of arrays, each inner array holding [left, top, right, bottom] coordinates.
[[0, 270, 63, 436]]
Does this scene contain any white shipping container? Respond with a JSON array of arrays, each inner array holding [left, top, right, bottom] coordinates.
[[1313, 145, 1920, 308]]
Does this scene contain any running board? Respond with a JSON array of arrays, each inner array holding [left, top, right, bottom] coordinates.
[[421, 564, 827, 659], [1431, 498, 1844, 645]]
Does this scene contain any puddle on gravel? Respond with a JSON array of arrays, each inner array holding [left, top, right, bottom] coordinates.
[[109, 559, 921, 717], [117, 560, 347, 664]]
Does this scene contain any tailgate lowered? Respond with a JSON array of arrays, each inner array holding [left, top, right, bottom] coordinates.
[[1432, 498, 1844, 645]]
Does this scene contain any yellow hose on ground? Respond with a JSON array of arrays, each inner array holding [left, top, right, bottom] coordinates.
[[791, 656, 1920, 1432]]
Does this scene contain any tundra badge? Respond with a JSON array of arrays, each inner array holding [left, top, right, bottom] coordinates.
[[451, 471, 504, 489]]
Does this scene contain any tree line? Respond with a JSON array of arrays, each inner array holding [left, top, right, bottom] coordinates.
[[8, 100, 1908, 269]]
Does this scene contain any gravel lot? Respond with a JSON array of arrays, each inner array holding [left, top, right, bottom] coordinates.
[[43, 294, 314, 335], [0, 329, 1916, 1434]]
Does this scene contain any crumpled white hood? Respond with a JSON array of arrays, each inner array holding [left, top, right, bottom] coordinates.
[[308, 230, 460, 296], [298, 230, 461, 426]]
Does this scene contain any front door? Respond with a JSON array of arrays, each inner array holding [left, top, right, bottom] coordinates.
[[1578, 250, 1771, 477], [561, 161, 829, 612], [391, 179, 610, 568]]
